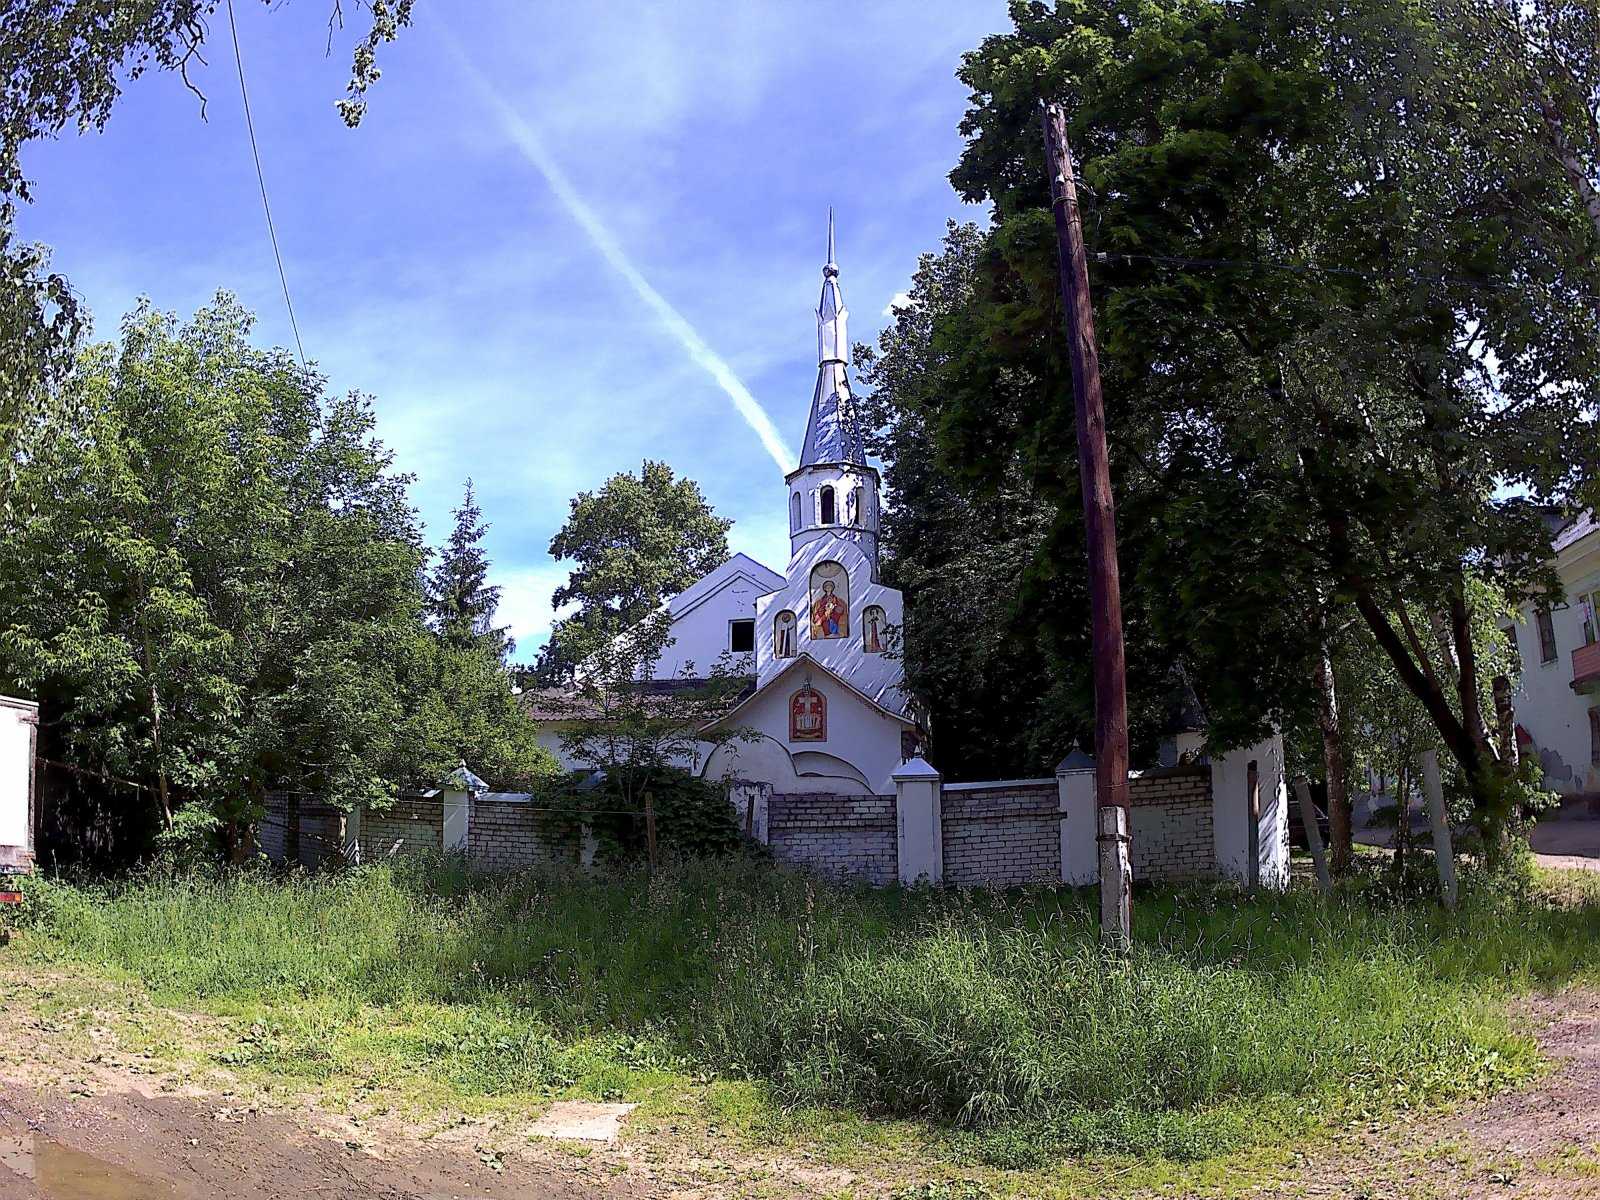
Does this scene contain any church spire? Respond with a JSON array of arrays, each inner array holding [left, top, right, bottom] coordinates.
[[800, 209, 865, 468]]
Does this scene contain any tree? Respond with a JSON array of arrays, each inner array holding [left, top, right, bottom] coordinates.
[[427, 479, 512, 664], [0, 1, 413, 504], [539, 461, 732, 681], [543, 610, 752, 845], [0, 294, 551, 864], [923, 0, 1600, 834]]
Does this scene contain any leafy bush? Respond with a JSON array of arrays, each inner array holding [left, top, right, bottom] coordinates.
[[539, 766, 749, 862]]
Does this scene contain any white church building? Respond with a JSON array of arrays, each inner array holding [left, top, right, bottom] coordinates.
[[534, 222, 918, 795]]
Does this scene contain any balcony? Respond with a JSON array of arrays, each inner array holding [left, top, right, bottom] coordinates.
[[1571, 641, 1600, 694]]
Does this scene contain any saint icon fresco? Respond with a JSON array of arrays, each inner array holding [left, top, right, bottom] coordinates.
[[862, 605, 886, 654], [790, 686, 826, 741], [775, 610, 797, 658], [809, 562, 849, 639]]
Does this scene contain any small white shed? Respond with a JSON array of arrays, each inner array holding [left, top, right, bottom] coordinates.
[[0, 696, 37, 874]]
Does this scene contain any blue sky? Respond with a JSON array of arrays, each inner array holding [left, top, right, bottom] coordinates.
[[18, 1, 1003, 655]]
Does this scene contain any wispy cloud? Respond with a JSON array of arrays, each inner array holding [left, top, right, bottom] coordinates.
[[437, 24, 796, 476]]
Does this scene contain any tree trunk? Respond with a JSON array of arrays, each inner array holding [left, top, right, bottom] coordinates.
[[139, 624, 173, 832], [1313, 619, 1352, 875]]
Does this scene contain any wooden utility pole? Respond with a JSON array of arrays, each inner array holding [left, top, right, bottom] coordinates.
[[1042, 102, 1132, 948]]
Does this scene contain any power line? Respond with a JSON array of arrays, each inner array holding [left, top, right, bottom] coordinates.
[[225, 0, 309, 369]]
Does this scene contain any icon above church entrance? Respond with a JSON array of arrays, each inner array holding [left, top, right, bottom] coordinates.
[[775, 610, 797, 658], [791, 686, 827, 741], [862, 605, 886, 654], [810, 562, 849, 639]]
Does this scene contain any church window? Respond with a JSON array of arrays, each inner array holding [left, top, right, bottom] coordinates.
[[729, 619, 754, 653], [790, 492, 802, 532], [819, 485, 836, 525], [774, 610, 797, 657], [849, 486, 864, 525]]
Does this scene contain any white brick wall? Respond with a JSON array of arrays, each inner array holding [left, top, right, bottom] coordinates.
[[1129, 767, 1214, 881], [941, 783, 1059, 888], [769, 793, 897, 884], [467, 796, 572, 872]]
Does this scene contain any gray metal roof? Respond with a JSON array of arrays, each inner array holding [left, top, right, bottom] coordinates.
[[798, 211, 866, 468]]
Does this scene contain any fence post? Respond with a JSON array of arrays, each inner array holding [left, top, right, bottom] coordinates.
[[441, 788, 470, 853], [1416, 749, 1459, 910], [893, 757, 942, 885], [1292, 776, 1332, 895], [1057, 751, 1098, 884]]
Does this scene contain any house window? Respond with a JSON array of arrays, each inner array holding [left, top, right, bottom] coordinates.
[[729, 619, 754, 653], [1590, 708, 1600, 768], [1537, 606, 1558, 664], [819, 485, 836, 525], [790, 492, 802, 532], [1584, 593, 1598, 646]]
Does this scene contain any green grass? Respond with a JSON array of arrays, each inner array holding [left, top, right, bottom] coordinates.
[[11, 856, 1600, 1166]]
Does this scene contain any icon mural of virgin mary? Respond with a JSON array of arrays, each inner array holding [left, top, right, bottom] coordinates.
[[809, 562, 849, 639]]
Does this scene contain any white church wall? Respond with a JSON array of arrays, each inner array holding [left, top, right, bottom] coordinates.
[[756, 535, 906, 717], [705, 665, 910, 795], [650, 554, 780, 681]]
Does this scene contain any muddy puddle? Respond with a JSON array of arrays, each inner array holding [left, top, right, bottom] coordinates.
[[0, 1133, 172, 1199]]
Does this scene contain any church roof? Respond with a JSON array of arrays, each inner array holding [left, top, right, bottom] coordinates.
[[798, 211, 867, 469]]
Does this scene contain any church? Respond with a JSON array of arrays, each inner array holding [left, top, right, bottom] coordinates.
[[537, 219, 918, 795]]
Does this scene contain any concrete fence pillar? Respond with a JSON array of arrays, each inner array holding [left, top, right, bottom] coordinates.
[[1210, 735, 1289, 891], [441, 789, 470, 853], [1056, 752, 1098, 884], [893, 757, 943, 885]]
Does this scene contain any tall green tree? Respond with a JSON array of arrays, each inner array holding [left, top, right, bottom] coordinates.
[[0, 294, 551, 863], [427, 479, 511, 664], [908, 0, 1600, 828], [539, 461, 732, 681]]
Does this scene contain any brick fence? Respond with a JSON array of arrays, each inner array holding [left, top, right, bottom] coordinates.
[[467, 794, 573, 872], [260, 734, 1286, 890], [768, 792, 897, 885], [941, 780, 1059, 887], [1128, 765, 1214, 881]]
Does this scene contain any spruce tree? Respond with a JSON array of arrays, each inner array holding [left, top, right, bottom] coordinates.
[[428, 480, 513, 663]]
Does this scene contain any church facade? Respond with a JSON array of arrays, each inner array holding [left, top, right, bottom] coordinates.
[[600, 221, 916, 794], [700, 221, 913, 793]]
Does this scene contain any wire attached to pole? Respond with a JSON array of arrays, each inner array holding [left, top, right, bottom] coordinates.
[[226, 0, 309, 370]]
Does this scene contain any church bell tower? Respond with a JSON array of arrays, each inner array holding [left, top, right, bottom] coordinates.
[[786, 211, 880, 573]]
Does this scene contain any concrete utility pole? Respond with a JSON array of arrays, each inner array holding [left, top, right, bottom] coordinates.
[[1042, 102, 1132, 949]]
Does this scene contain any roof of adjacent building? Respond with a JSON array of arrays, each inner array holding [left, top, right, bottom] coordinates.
[[1553, 510, 1598, 555]]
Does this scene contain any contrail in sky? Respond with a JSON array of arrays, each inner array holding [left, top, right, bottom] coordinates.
[[440, 31, 796, 474]]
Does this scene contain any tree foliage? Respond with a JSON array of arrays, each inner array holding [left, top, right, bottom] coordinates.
[[539, 460, 732, 681], [882, 0, 1600, 805], [427, 479, 511, 664], [0, 295, 549, 865]]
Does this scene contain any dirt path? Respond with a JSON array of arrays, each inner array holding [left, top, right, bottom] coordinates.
[[1, 974, 1598, 1198], [1259, 989, 1600, 1199]]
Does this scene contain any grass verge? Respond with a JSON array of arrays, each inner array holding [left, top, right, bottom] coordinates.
[[7, 856, 1600, 1172]]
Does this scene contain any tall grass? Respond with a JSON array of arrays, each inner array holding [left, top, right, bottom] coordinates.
[[17, 857, 1600, 1159]]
